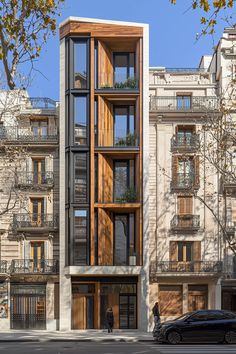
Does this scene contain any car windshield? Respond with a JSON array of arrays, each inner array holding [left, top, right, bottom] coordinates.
[[174, 312, 193, 321]]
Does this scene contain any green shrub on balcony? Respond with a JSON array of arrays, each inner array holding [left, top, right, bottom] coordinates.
[[115, 132, 137, 146], [116, 187, 137, 203]]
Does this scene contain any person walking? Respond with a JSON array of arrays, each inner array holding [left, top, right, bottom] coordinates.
[[106, 307, 114, 333], [152, 301, 160, 326]]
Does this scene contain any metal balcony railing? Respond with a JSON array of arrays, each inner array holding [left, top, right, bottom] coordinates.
[[97, 73, 139, 90], [0, 126, 58, 142], [149, 96, 218, 111], [11, 259, 59, 274], [23, 97, 57, 110], [0, 260, 8, 273], [13, 214, 58, 230], [171, 134, 200, 151], [171, 215, 200, 230], [16, 172, 54, 187], [165, 68, 207, 73], [95, 129, 139, 147], [150, 260, 223, 275], [171, 173, 197, 190]]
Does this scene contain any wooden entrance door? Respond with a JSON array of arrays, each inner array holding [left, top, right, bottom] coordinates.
[[72, 294, 94, 329], [188, 285, 208, 311]]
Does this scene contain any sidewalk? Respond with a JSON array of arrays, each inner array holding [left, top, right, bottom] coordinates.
[[0, 330, 153, 343]]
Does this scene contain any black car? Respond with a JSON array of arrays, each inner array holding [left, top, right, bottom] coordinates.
[[153, 310, 236, 344]]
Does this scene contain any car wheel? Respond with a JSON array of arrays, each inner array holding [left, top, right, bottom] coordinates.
[[167, 331, 181, 345], [225, 331, 236, 344]]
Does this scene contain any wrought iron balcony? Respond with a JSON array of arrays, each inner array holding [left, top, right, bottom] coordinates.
[[222, 174, 236, 189], [171, 214, 200, 231], [171, 173, 198, 191], [165, 68, 207, 73], [0, 126, 58, 143], [150, 260, 222, 276], [16, 172, 54, 188], [23, 97, 57, 110], [0, 260, 8, 273], [97, 73, 139, 90], [11, 259, 59, 274], [226, 222, 236, 234], [150, 96, 218, 112], [13, 214, 58, 231], [95, 129, 139, 148], [171, 134, 200, 151]]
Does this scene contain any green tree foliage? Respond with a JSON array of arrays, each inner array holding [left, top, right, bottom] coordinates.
[[0, 0, 64, 89], [170, 0, 235, 36]]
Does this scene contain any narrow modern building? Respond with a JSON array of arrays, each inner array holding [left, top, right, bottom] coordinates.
[[59, 17, 149, 330]]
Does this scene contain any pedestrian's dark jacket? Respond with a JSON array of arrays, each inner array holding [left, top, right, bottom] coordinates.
[[152, 304, 160, 319], [106, 309, 114, 326]]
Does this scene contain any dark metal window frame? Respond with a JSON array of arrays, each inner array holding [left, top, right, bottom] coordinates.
[[113, 159, 135, 202], [113, 105, 136, 145], [71, 94, 90, 147], [113, 212, 136, 266], [73, 152, 90, 204], [113, 52, 136, 81], [71, 38, 90, 91], [70, 207, 90, 266]]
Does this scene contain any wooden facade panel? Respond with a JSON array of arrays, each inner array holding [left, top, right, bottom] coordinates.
[[108, 291, 119, 329], [98, 208, 113, 265], [97, 98, 113, 146], [60, 22, 143, 39], [159, 285, 183, 316], [98, 41, 113, 88], [72, 295, 85, 329]]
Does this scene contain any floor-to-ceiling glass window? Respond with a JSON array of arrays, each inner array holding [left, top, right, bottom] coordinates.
[[114, 106, 135, 146]]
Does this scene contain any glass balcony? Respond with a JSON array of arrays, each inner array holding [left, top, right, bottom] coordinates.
[[23, 97, 57, 110], [170, 215, 200, 231], [171, 134, 199, 151], [150, 96, 218, 111], [16, 172, 54, 188], [97, 73, 139, 90], [13, 214, 58, 231], [11, 259, 59, 274], [114, 187, 137, 203], [95, 129, 139, 148], [150, 260, 222, 275]]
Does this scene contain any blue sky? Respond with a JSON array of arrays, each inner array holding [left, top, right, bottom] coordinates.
[[28, 0, 234, 100]]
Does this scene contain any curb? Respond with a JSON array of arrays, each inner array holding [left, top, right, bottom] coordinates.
[[0, 338, 153, 343]]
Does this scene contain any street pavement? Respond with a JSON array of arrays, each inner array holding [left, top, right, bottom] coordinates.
[[0, 342, 235, 354]]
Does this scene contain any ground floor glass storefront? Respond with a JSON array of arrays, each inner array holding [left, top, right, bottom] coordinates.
[[72, 277, 137, 329]]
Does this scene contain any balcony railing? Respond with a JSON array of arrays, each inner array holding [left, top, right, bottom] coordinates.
[[97, 73, 139, 90], [165, 68, 207, 73], [0, 126, 58, 142], [171, 215, 200, 230], [23, 97, 57, 110], [11, 259, 59, 274], [171, 173, 197, 190], [95, 129, 139, 147], [150, 260, 222, 275], [16, 172, 54, 188], [150, 96, 218, 112], [171, 134, 200, 151], [13, 214, 58, 230]]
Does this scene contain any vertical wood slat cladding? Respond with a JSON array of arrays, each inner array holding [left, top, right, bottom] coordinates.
[[60, 22, 143, 39], [90, 38, 95, 266], [98, 208, 113, 265], [98, 97, 113, 146], [98, 154, 113, 203], [72, 295, 85, 329], [98, 41, 113, 88]]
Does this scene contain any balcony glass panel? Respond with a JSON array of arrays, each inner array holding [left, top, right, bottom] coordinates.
[[114, 214, 128, 266], [114, 160, 135, 203], [74, 153, 87, 203], [74, 41, 87, 89], [74, 96, 87, 146], [73, 210, 88, 265], [114, 106, 136, 146]]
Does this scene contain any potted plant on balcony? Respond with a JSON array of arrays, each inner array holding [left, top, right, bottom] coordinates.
[[116, 187, 137, 203]]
